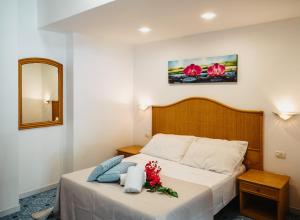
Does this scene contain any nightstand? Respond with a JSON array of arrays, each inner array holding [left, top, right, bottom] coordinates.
[[117, 145, 143, 158], [238, 169, 289, 220]]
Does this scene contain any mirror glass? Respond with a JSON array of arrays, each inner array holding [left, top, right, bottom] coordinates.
[[19, 58, 63, 129], [22, 63, 59, 123]]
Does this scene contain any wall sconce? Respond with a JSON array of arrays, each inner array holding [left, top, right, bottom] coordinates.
[[138, 103, 150, 111], [273, 112, 299, 120], [43, 99, 51, 104], [44, 95, 51, 104]]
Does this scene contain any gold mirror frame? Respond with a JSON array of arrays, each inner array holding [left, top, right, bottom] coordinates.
[[18, 57, 63, 130]]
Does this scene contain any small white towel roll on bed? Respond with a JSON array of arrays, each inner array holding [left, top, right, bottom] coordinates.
[[124, 166, 146, 193], [120, 173, 127, 186], [120, 172, 146, 186]]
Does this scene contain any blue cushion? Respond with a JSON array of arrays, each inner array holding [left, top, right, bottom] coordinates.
[[87, 155, 124, 182], [97, 162, 137, 183]]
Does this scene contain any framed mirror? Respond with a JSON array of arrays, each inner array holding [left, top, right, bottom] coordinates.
[[18, 58, 63, 130]]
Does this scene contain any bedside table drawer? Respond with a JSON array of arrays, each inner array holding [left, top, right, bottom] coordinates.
[[240, 181, 278, 200]]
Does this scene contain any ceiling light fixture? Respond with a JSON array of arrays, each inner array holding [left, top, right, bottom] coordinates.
[[138, 27, 152, 33], [201, 12, 216, 20]]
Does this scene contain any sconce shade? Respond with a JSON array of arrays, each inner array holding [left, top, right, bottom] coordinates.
[[273, 112, 299, 120]]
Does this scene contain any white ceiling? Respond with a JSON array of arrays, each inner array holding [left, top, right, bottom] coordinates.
[[45, 0, 300, 44]]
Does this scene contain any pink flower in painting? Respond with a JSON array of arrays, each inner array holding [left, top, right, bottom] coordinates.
[[207, 63, 226, 77], [183, 64, 202, 76]]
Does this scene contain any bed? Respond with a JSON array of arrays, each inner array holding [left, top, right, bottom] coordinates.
[[59, 97, 264, 220], [123, 153, 246, 215]]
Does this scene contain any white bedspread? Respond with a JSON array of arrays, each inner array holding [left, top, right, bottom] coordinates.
[[59, 167, 213, 220], [124, 153, 245, 214], [57, 153, 244, 220]]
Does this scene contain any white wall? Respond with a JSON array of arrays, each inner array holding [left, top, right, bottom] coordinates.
[[1, 1, 134, 215], [73, 34, 133, 170], [64, 33, 74, 174], [37, 0, 115, 28], [17, 0, 68, 195], [0, 0, 67, 213], [133, 18, 300, 210], [0, 0, 20, 215]]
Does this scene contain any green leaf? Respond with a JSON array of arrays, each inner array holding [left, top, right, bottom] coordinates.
[[145, 184, 179, 198], [170, 191, 178, 198], [144, 181, 151, 189], [157, 186, 167, 192]]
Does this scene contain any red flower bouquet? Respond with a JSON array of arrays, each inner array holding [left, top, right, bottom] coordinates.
[[144, 161, 178, 198]]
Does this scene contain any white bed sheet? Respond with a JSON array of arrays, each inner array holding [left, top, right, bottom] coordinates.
[[124, 153, 245, 215]]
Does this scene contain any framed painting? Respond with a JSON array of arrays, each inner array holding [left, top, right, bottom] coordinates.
[[168, 54, 238, 84]]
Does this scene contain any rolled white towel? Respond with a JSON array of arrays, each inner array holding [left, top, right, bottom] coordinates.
[[120, 173, 127, 186], [124, 166, 145, 193], [120, 172, 146, 186]]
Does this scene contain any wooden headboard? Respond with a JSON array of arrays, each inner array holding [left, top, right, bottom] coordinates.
[[152, 97, 264, 170]]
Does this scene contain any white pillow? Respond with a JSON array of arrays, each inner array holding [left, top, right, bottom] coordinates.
[[180, 137, 248, 174], [140, 133, 195, 162]]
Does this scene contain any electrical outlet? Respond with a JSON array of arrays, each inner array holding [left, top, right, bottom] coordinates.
[[275, 151, 286, 159]]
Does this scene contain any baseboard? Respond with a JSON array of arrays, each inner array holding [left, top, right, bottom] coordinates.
[[19, 182, 58, 199], [0, 204, 20, 218], [290, 207, 300, 215]]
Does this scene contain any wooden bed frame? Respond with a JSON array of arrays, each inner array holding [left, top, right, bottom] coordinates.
[[152, 97, 264, 170]]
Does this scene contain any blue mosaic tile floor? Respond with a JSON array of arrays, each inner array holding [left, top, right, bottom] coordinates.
[[1, 188, 299, 220], [1, 189, 56, 220]]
